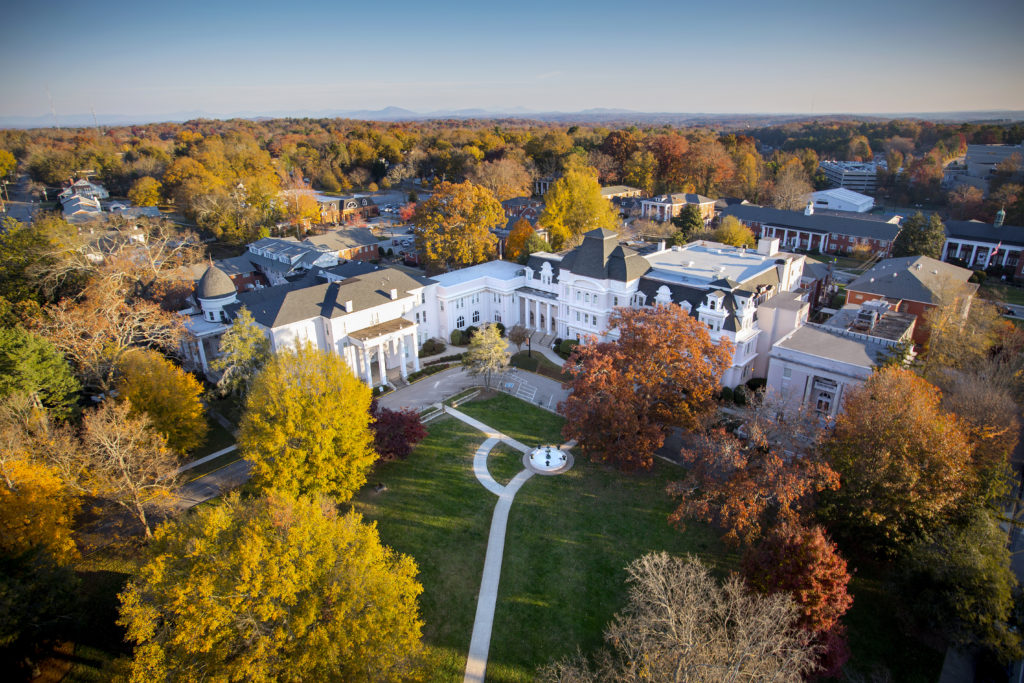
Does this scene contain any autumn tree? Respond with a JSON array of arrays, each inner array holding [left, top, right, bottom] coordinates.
[[462, 323, 509, 388], [918, 295, 1005, 381], [371, 401, 427, 461], [742, 524, 853, 675], [116, 348, 207, 455], [413, 180, 502, 272], [0, 216, 78, 306], [468, 158, 532, 201], [210, 306, 271, 398], [561, 305, 732, 471], [893, 211, 946, 259], [683, 136, 735, 197], [37, 280, 184, 393], [819, 367, 974, 555], [504, 217, 535, 262], [127, 176, 162, 207], [0, 397, 79, 563], [539, 553, 818, 683], [894, 509, 1021, 662], [622, 150, 656, 194], [54, 400, 180, 537], [669, 395, 838, 544], [672, 203, 705, 238], [538, 161, 619, 249], [238, 344, 376, 501], [948, 184, 985, 220], [770, 164, 813, 211], [712, 215, 756, 247], [649, 134, 691, 192], [0, 327, 80, 419], [508, 324, 529, 353], [0, 149, 15, 178], [118, 491, 426, 683]]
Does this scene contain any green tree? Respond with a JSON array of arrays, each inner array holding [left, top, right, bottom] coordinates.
[[116, 348, 208, 455], [520, 232, 552, 263], [893, 212, 946, 259], [127, 176, 162, 207], [895, 509, 1021, 662], [238, 344, 376, 500], [0, 327, 80, 419], [712, 216, 756, 247], [412, 181, 502, 272], [118, 491, 425, 683], [462, 323, 509, 388], [672, 203, 705, 237], [539, 162, 619, 249], [623, 150, 657, 194], [0, 217, 76, 305], [210, 307, 271, 398]]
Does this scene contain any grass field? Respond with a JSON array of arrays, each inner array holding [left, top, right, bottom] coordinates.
[[351, 395, 734, 682], [509, 352, 569, 383], [981, 282, 1024, 306]]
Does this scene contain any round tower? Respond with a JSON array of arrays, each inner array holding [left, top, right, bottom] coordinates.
[[196, 264, 237, 323]]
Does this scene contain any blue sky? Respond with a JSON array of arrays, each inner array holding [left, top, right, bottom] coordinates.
[[2, 0, 1023, 119]]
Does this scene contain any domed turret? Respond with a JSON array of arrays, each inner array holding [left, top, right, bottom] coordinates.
[[196, 265, 237, 322]]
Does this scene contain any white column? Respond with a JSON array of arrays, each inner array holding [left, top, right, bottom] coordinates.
[[398, 336, 408, 379], [361, 346, 373, 386], [1002, 249, 1011, 267], [969, 244, 978, 266], [376, 344, 387, 386], [411, 333, 421, 371], [941, 241, 951, 261], [548, 302, 554, 334]]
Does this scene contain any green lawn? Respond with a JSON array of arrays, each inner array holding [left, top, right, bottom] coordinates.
[[352, 396, 735, 682], [981, 282, 1024, 306], [509, 351, 569, 383], [486, 442, 525, 486], [455, 393, 566, 446]]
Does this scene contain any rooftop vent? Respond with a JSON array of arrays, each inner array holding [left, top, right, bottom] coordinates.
[[915, 263, 922, 270], [390, 288, 398, 300], [931, 269, 939, 275]]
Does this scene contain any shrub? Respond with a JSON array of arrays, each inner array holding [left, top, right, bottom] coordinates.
[[465, 325, 479, 341], [559, 339, 579, 355], [970, 270, 987, 284], [407, 363, 449, 383], [720, 386, 734, 403], [450, 329, 465, 346], [553, 337, 563, 350], [494, 322, 506, 337], [746, 377, 767, 393], [733, 386, 747, 406], [419, 339, 447, 357]]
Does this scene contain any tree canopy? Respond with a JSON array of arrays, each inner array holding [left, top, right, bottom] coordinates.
[[461, 322, 509, 388], [504, 218, 534, 262], [893, 212, 946, 259], [0, 327, 80, 419], [712, 216, 756, 247], [238, 344, 377, 500], [118, 491, 426, 683], [538, 162, 619, 249], [210, 306, 271, 398], [561, 305, 732, 471], [412, 180, 502, 272]]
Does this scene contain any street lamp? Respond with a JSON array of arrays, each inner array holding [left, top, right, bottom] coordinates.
[[527, 334, 531, 358]]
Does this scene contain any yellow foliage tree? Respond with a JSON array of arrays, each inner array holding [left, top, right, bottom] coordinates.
[[239, 344, 376, 501], [712, 216, 756, 248], [539, 161, 619, 249], [116, 348, 208, 455], [412, 181, 502, 272], [0, 400, 79, 564], [127, 176, 162, 207], [504, 218, 534, 262], [118, 491, 426, 683]]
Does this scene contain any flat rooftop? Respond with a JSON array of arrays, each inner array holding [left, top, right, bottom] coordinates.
[[644, 241, 789, 288], [822, 304, 916, 342], [775, 325, 890, 369], [431, 260, 524, 287]]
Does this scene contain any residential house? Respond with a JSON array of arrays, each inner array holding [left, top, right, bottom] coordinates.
[[844, 256, 976, 344], [58, 179, 109, 203], [721, 203, 902, 257], [600, 185, 644, 200], [245, 237, 339, 285], [62, 194, 103, 222], [338, 196, 380, 223], [639, 193, 715, 224], [304, 227, 380, 262]]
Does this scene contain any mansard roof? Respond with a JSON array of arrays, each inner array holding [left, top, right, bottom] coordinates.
[[559, 228, 650, 282]]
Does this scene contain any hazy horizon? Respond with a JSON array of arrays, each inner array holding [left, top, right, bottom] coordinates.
[[3, 0, 1023, 121]]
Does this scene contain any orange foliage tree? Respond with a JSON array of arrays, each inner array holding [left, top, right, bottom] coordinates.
[[504, 218, 534, 262], [819, 367, 974, 555], [560, 305, 732, 472]]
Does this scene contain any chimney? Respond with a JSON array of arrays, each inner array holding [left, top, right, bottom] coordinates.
[[995, 207, 1005, 228], [804, 202, 814, 216], [390, 288, 398, 300], [757, 237, 780, 257], [344, 300, 353, 312], [658, 240, 666, 251]]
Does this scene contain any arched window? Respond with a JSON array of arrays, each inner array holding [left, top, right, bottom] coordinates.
[[472, 310, 480, 324], [456, 315, 465, 329]]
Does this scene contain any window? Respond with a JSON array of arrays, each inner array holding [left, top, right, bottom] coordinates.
[[575, 311, 580, 321], [440, 301, 445, 311], [472, 310, 480, 324], [494, 293, 499, 302], [585, 293, 590, 304], [591, 314, 597, 325], [494, 313, 501, 323], [783, 367, 792, 378], [613, 296, 619, 306], [456, 315, 465, 328], [576, 291, 581, 301]]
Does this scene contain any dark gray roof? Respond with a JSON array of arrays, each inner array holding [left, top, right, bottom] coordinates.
[[524, 254, 562, 283], [636, 278, 745, 332], [216, 254, 260, 277], [944, 219, 1024, 247], [230, 267, 427, 328], [802, 261, 832, 281], [559, 229, 650, 282], [314, 261, 384, 280], [723, 204, 901, 242], [845, 256, 976, 304], [197, 265, 236, 300]]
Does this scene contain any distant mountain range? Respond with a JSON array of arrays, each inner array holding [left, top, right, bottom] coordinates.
[[3, 107, 1023, 129]]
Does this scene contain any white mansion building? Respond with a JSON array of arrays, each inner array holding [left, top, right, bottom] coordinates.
[[182, 229, 807, 389]]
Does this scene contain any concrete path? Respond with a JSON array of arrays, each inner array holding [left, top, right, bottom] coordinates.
[[442, 406, 561, 683]]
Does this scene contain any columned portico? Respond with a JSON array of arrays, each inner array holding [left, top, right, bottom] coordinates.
[[348, 318, 419, 387]]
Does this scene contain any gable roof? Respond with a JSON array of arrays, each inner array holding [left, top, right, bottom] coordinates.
[[845, 256, 976, 304], [304, 227, 378, 252], [944, 218, 1024, 247], [231, 267, 426, 328], [646, 193, 714, 205], [722, 204, 901, 241]]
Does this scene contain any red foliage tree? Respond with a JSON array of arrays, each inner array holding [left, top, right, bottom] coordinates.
[[742, 524, 854, 677], [398, 202, 416, 223], [560, 305, 732, 472], [371, 400, 427, 461]]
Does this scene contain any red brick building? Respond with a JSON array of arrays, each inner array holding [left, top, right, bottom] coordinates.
[[722, 204, 901, 257]]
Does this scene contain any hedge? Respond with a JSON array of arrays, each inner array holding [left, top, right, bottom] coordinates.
[[720, 386, 734, 402], [407, 363, 450, 383], [450, 329, 466, 346]]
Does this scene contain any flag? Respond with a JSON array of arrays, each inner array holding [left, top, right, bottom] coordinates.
[[987, 241, 1002, 268]]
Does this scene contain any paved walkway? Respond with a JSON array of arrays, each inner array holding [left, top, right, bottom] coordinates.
[[443, 407, 572, 683], [379, 365, 570, 414]]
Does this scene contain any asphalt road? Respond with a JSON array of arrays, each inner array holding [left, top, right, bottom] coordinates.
[[2, 175, 39, 223]]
